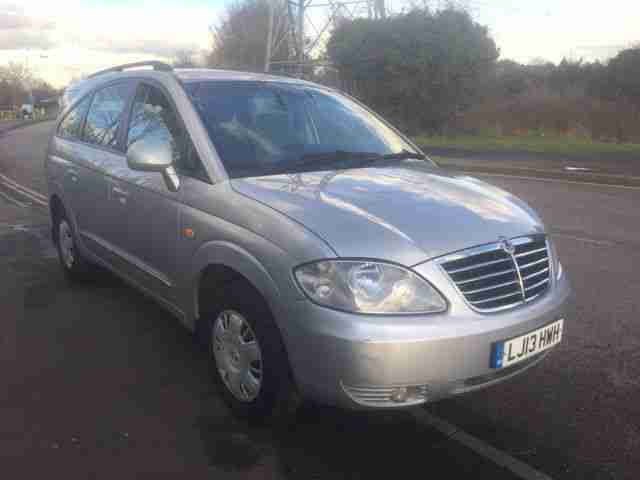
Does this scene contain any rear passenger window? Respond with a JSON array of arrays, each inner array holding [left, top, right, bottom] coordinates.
[[83, 83, 131, 149], [58, 96, 91, 139]]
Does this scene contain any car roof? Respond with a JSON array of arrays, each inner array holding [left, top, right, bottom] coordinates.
[[69, 67, 322, 93], [173, 68, 321, 87], [60, 67, 331, 113]]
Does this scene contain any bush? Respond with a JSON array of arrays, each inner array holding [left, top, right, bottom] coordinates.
[[327, 7, 499, 135], [458, 93, 640, 143]]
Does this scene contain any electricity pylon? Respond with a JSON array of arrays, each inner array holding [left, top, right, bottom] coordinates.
[[264, 0, 385, 75]]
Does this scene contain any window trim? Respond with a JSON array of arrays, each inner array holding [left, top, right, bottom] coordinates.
[[56, 92, 93, 141], [125, 79, 212, 184], [55, 79, 135, 156], [81, 80, 135, 153]]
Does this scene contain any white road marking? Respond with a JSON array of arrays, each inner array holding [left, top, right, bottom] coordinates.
[[0, 174, 48, 207], [410, 408, 554, 480], [0, 189, 28, 208], [0, 180, 48, 206], [460, 171, 640, 191], [564, 166, 592, 172], [551, 232, 616, 247], [0, 173, 48, 202]]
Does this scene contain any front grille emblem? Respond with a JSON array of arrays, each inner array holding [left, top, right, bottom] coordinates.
[[499, 237, 515, 255]]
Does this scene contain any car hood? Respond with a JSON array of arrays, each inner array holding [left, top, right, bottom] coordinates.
[[231, 161, 545, 266]]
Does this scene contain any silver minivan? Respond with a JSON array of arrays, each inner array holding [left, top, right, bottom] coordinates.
[[46, 62, 570, 420]]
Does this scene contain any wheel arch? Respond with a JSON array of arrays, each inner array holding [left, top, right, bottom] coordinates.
[[190, 241, 283, 330], [49, 193, 68, 246]]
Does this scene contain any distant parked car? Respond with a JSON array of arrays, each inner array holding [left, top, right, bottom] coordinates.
[[21, 103, 34, 119], [45, 61, 570, 421]]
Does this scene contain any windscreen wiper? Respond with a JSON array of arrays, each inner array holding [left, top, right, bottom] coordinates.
[[295, 150, 382, 167], [294, 149, 425, 169], [381, 150, 425, 160]]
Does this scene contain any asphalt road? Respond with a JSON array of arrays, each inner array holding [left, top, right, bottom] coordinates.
[[423, 146, 640, 177], [1, 122, 639, 479]]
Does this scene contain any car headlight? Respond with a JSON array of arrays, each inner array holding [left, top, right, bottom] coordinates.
[[294, 260, 447, 314]]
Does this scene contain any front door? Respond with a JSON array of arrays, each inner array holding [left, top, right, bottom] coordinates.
[[102, 82, 186, 306]]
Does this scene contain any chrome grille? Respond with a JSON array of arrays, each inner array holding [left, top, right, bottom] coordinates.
[[439, 236, 551, 312]]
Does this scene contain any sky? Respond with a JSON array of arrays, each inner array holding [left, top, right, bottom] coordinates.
[[1, 0, 639, 87], [465, 0, 640, 64]]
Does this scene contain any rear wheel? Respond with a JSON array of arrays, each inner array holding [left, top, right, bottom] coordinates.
[[205, 282, 300, 422], [54, 211, 93, 282]]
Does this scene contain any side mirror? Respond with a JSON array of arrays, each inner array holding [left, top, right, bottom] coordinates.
[[126, 135, 180, 192]]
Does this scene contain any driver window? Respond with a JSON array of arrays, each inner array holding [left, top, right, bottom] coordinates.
[[127, 83, 207, 180]]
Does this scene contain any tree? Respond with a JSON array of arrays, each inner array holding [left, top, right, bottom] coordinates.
[[0, 61, 35, 88], [30, 80, 56, 102], [208, 0, 291, 72], [606, 47, 640, 104], [0, 62, 36, 108], [172, 50, 198, 68], [327, 7, 499, 133], [491, 60, 530, 97]]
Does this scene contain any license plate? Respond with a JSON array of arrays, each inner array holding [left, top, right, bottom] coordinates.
[[491, 319, 564, 369]]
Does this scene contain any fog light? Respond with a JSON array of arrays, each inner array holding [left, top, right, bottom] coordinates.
[[391, 387, 409, 403]]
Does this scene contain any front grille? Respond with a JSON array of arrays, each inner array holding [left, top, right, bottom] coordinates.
[[439, 236, 551, 312]]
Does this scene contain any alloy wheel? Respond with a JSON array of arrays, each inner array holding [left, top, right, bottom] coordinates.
[[58, 220, 75, 269], [212, 309, 263, 402]]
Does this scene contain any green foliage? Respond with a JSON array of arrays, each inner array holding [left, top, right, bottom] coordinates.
[[454, 47, 640, 142], [487, 48, 640, 106], [0, 62, 54, 108], [209, 0, 291, 72], [172, 50, 198, 68], [327, 7, 499, 134], [416, 133, 640, 156], [606, 48, 640, 103]]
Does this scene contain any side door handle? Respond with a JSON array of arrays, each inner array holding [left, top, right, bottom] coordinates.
[[68, 168, 79, 183], [111, 184, 130, 204]]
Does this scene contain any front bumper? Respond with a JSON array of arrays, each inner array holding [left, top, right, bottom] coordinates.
[[278, 261, 571, 409]]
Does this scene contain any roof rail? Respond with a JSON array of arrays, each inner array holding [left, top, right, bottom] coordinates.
[[88, 61, 173, 79]]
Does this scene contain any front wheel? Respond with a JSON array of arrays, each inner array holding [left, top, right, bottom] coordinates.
[[206, 283, 300, 422], [212, 309, 264, 403]]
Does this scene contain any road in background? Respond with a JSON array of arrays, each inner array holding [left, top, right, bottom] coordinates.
[[1, 123, 639, 479], [423, 146, 640, 177], [0, 121, 52, 196]]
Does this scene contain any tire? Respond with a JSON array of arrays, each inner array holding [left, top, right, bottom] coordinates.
[[53, 211, 93, 282], [205, 282, 300, 423]]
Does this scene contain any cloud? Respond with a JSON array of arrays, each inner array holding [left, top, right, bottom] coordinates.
[[0, 29, 54, 49], [0, 7, 56, 50], [0, 1, 218, 85], [53, 4, 213, 56], [0, 2, 213, 56], [0, 13, 31, 29], [573, 45, 627, 61], [83, 31, 205, 59]]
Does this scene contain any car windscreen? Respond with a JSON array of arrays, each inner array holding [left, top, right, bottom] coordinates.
[[184, 81, 418, 178]]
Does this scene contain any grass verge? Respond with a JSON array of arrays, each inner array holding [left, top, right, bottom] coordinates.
[[414, 134, 640, 157]]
